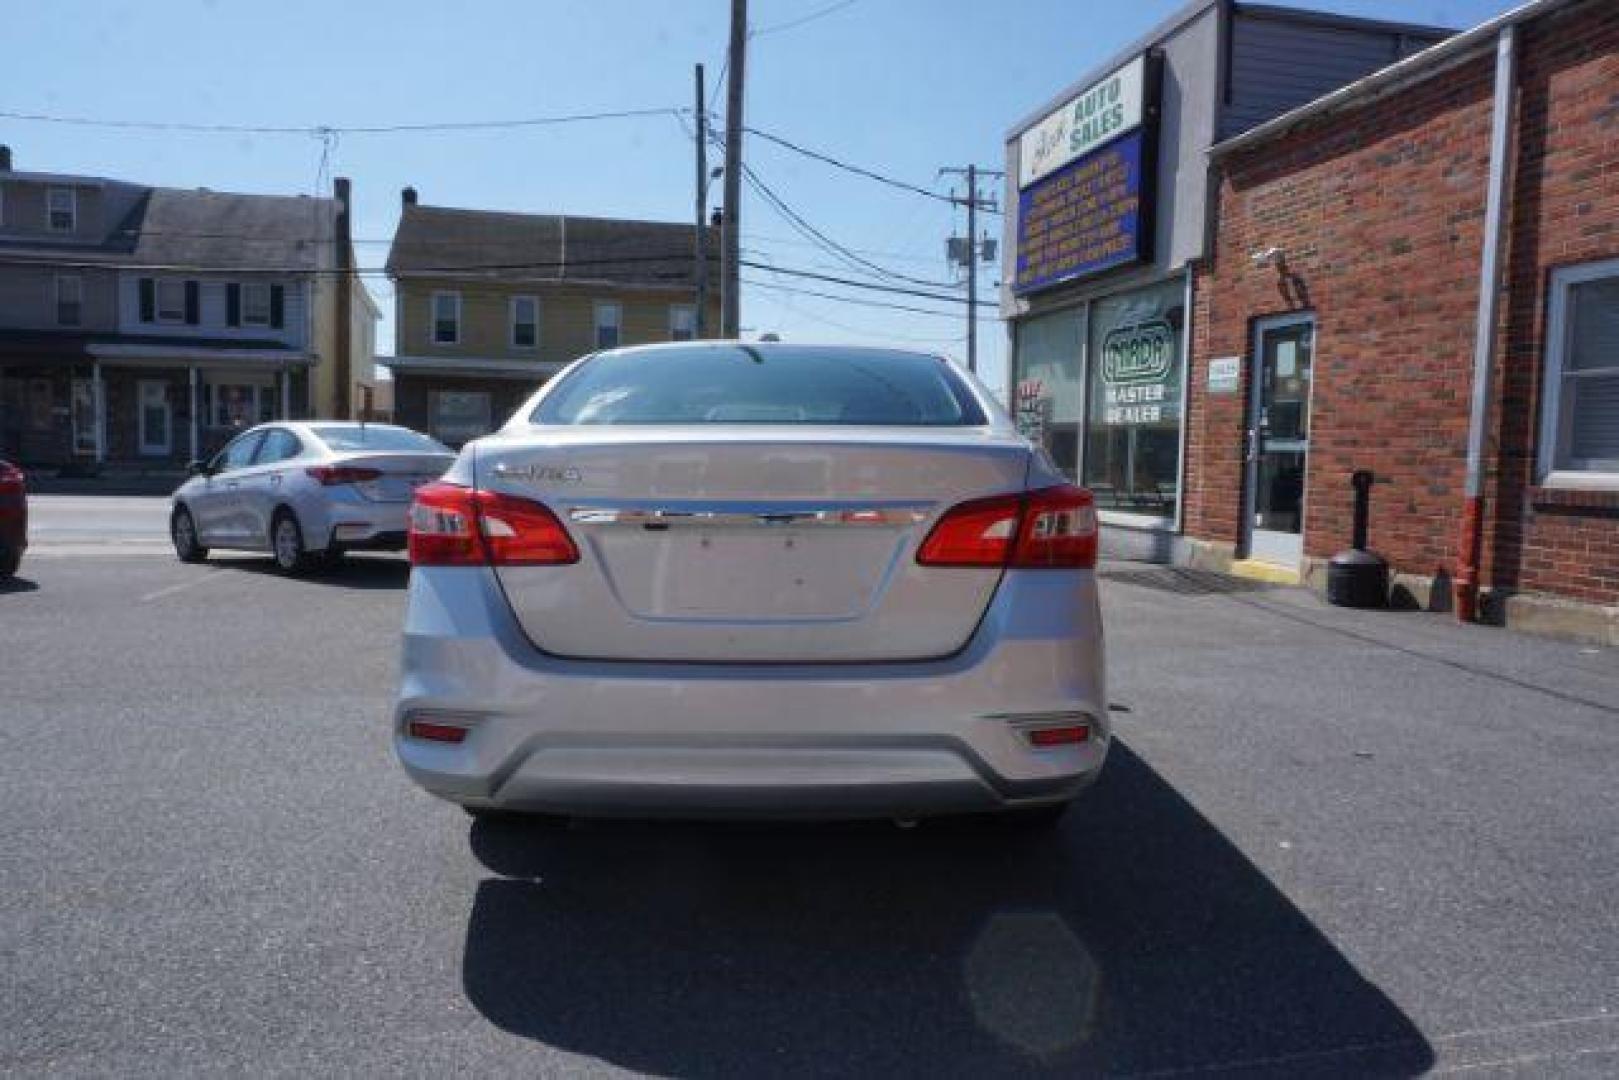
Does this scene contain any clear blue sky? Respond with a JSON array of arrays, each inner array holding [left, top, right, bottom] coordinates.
[[7, 0, 1512, 393]]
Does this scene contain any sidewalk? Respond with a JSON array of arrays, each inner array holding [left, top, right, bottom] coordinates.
[[24, 468, 186, 496]]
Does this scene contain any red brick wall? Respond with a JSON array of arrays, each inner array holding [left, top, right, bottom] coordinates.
[[1187, 0, 1619, 606], [1491, 2, 1619, 604]]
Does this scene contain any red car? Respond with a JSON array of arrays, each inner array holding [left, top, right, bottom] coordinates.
[[0, 460, 26, 579]]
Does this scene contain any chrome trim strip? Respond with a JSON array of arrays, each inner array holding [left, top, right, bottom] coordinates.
[[567, 506, 929, 528]]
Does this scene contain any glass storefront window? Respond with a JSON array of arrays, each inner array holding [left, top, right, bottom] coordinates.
[[1083, 279, 1184, 520], [1012, 306, 1085, 477], [206, 382, 276, 428]]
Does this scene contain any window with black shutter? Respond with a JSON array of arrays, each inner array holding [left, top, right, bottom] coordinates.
[[184, 281, 200, 325], [270, 284, 285, 329], [139, 278, 156, 323], [227, 284, 241, 327]]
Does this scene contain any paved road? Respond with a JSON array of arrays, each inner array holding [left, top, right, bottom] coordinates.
[[1, 549, 1616, 1075]]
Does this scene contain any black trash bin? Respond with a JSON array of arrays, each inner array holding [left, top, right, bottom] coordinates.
[[1326, 470, 1389, 609]]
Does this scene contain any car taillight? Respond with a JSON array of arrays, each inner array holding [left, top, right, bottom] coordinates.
[[915, 492, 1022, 566], [307, 465, 383, 486], [917, 484, 1097, 570], [1013, 485, 1099, 568], [408, 481, 579, 567]]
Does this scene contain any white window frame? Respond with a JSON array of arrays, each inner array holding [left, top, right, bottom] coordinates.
[[56, 274, 83, 326], [431, 291, 461, 346], [1538, 257, 1619, 490], [595, 301, 623, 349], [510, 295, 539, 349], [669, 304, 696, 341], [155, 279, 187, 324], [47, 186, 76, 232], [241, 282, 272, 327]]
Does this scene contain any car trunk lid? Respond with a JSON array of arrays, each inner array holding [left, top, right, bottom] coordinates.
[[335, 453, 454, 503], [475, 428, 1030, 663]]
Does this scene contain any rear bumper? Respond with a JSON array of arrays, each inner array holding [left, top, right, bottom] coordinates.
[[393, 567, 1108, 819], [296, 492, 409, 553], [331, 529, 407, 552]]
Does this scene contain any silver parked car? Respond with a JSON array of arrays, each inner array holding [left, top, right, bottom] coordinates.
[[171, 422, 454, 573], [394, 343, 1107, 826]]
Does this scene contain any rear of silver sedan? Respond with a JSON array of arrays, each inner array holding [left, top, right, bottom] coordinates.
[[392, 344, 1107, 824]]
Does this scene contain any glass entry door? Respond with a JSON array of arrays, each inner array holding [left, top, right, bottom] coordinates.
[[1245, 317, 1314, 565]]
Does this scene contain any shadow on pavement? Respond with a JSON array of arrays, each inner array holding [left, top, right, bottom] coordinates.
[[209, 554, 410, 590], [0, 575, 40, 594], [460, 744, 1433, 1077]]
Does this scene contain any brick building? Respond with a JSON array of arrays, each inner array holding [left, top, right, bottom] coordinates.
[[1000, 1, 1448, 563], [1182, 0, 1619, 641]]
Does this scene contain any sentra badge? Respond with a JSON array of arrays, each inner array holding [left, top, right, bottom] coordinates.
[[493, 463, 583, 485]]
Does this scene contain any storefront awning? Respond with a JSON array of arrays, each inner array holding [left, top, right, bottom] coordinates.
[[380, 355, 568, 380], [87, 343, 312, 366]]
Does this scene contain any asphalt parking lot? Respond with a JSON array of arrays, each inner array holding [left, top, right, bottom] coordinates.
[[2, 500, 1616, 1076]]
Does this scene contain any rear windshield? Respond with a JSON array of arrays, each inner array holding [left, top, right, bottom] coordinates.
[[310, 425, 450, 454], [533, 345, 987, 426]]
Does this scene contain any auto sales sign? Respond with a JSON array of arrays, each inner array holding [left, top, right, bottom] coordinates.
[[1014, 54, 1158, 294], [1019, 56, 1148, 189]]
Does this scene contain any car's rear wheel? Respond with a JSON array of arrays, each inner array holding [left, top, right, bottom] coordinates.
[[270, 511, 312, 575], [171, 507, 207, 563]]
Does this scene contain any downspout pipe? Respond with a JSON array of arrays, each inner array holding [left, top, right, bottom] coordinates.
[[1455, 25, 1517, 622]]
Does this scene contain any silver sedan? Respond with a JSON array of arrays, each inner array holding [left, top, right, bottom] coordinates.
[[394, 343, 1108, 827], [171, 422, 454, 573]]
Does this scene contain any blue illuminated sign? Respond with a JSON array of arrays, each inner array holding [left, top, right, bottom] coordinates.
[[1014, 130, 1149, 294]]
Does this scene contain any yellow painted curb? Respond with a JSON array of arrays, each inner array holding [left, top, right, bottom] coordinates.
[[1228, 558, 1302, 586]]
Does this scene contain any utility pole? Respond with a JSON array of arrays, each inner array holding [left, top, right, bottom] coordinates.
[[941, 165, 1003, 374], [722, 0, 746, 337], [965, 163, 978, 374], [694, 64, 709, 338]]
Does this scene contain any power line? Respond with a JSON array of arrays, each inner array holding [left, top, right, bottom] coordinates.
[[0, 248, 998, 308], [739, 156, 958, 290], [750, 0, 859, 37], [741, 231, 940, 264], [742, 124, 993, 212], [747, 282, 968, 346], [0, 106, 681, 136], [0, 251, 704, 279], [740, 257, 997, 307], [742, 277, 970, 321]]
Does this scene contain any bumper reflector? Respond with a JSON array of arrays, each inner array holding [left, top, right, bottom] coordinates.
[[1024, 725, 1090, 748], [406, 719, 470, 744]]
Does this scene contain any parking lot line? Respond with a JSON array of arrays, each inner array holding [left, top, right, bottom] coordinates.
[[140, 570, 227, 603]]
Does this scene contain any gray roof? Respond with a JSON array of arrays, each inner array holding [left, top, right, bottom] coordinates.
[[126, 188, 337, 271], [0, 181, 339, 270], [387, 203, 713, 286]]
